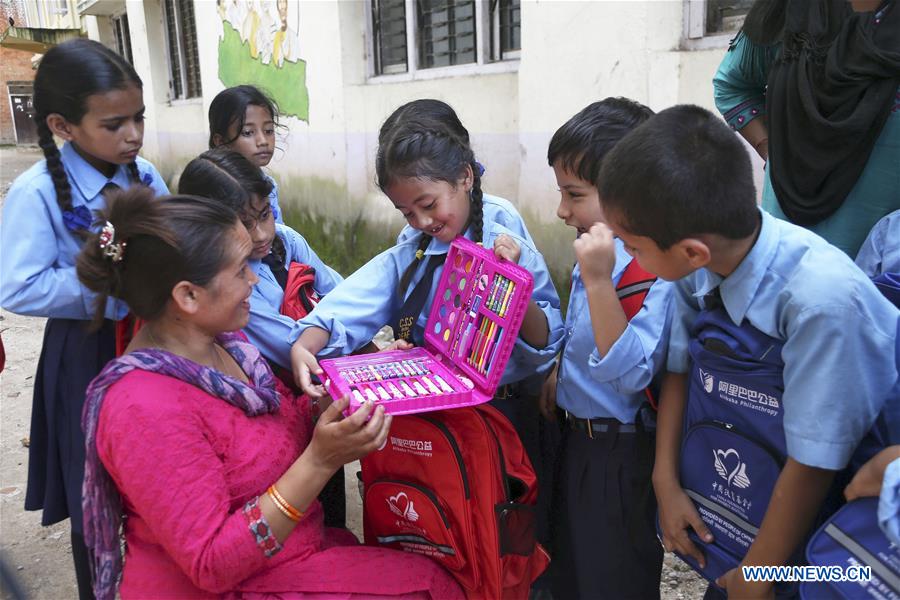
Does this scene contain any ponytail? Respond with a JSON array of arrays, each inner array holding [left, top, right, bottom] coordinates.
[[77, 188, 239, 330]]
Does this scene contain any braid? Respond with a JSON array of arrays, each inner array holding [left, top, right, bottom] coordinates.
[[469, 163, 484, 244], [127, 161, 141, 185], [398, 234, 433, 297], [36, 117, 73, 216]]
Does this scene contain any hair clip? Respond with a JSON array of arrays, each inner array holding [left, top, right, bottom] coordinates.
[[474, 161, 486, 177], [98, 221, 126, 263], [415, 249, 425, 260]]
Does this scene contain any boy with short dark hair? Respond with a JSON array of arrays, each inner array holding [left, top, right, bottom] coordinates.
[[541, 98, 671, 599], [597, 104, 900, 597]]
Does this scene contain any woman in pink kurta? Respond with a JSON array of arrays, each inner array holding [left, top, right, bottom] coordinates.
[[77, 189, 463, 600]]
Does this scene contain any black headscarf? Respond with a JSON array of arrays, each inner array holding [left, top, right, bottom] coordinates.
[[758, 0, 900, 226]]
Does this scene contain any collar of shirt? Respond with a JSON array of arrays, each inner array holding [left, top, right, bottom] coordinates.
[[61, 142, 132, 206], [692, 209, 777, 325]]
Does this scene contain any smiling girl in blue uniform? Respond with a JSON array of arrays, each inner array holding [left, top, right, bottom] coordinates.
[[289, 99, 564, 517], [0, 39, 168, 598]]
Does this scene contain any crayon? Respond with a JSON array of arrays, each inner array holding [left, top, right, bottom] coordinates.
[[364, 388, 378, 402], [375, 385, 390, 400], [352, 389, 366, 403], [433, 374, 454, 393], [400, 381, 417, 397], [387, 382, 405, 399], [422, 376, 441, 394], [412, 381, 428, 395]]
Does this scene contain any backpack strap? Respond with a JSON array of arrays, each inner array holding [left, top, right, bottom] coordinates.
[[616, 259, 658, 409]]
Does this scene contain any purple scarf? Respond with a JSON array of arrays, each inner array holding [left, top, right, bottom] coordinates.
[[81, 331, 281, 600]]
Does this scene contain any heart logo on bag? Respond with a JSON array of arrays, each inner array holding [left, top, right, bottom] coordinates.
[[713, 448, 751, 489], [387, 491, 419, 522]]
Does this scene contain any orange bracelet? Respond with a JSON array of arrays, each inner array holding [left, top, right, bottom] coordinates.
[[267, 485, 304, 522]]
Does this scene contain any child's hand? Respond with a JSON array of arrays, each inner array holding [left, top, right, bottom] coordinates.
[[716, 567, 774, 599], [538, 363, 558, 421], [381, 339, 414, 352], [573, 223, 616, 286], [493, 234, 521, 264], [308, 396, 393, 472], [291, 340, 326, 399], [655, 479, 714, 568], [845, 446, 900, 501]]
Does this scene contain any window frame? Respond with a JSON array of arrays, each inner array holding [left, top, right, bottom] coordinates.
[[366, 0, 520, 83], [161, 0, 203, 102], [111, 10, 133, 65], [681, 0, 750, 51]]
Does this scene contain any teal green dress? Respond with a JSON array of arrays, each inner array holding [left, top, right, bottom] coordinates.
[[713, 32, 900, 258]]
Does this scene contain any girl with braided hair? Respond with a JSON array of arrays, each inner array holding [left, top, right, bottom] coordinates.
[[290, 98, 564, 508], [0, 38, 167, 598]]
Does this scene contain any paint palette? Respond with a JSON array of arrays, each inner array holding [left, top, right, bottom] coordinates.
[[320, 237, 534, 415]]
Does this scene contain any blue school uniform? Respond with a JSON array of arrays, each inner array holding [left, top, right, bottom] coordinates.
[[0, 142, 168, 538], [856, 210, 900, 278], [556, 239, 673, 422], [296, 193, 564, 382], [552, 239, 672, 599], [246, 224, 342, 369], [881, 458, 900, 546], [667, 210, 900, 471], [264, 173, 284, 224]]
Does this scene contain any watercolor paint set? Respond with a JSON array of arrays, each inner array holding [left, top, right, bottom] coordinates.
[[320, 237, 534, 415]]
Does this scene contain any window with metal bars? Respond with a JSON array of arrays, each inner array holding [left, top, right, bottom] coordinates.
[[372, 0, 408, 74], [417, 0, 476, 69], [490, 0, 519, 60], [163, 0, 202, 100], [705, 0, 754, 35], [112, 13, 133, 64]]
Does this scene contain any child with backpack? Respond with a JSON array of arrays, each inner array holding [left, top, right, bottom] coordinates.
[[290, 98, 564, 477], [208, 85, 284, 223], [596, 105, 899, 597], [539, 98, 672, 599], [177, 148, 350, 528], [0, 39, 168, 598], [177, 148, 342, 371]]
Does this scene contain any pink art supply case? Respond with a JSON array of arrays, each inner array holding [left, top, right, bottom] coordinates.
[[320, 237, 534, 415]]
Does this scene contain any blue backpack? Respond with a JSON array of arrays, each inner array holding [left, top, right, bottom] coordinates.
[[674, 305, 792, 590], [802, 497, 900, 600], [672, 302, 889, 594]]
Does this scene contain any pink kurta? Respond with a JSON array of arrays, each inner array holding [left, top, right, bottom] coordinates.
[[96, 371, 462, 598]]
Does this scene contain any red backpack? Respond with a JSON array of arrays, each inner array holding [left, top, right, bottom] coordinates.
[[615, 258, 658, 408], [361, 403, 549, 599]]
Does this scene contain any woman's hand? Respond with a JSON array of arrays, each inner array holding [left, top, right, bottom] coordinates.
[[493, 234, 521, 264], [291, 340, 326, 398], [307, 396, 393, 472]]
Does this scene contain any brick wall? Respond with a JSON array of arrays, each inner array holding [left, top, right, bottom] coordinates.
[[1, 2, 38, 145]]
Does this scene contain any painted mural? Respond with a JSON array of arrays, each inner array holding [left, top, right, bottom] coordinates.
[[217, 0, 309, 121]]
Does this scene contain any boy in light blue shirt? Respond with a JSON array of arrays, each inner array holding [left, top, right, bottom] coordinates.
[[597, 105, 900, 598], [540, 98, 672, 599]]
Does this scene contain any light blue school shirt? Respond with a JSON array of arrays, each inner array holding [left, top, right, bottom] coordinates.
[[296, 194, 565, 384], [880, 457, 900, 546], [667, 210, 900, 471], [264, 173, 284, 224], [557, 239, 673, 423], [0, 142, 169, 320], [856, 210, 900, 278], [245, 224, 342, 369]]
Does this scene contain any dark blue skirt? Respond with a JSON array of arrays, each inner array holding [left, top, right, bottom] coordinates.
[[24, 318, 115, 534]]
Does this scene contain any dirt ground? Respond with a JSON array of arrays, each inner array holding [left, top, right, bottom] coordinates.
[[0, 145, 705, 599]]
